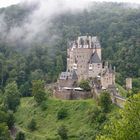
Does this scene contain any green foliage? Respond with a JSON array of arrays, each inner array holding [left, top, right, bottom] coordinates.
[[0, 110, 8, 123], [0, 110, 14, 137], [97, 94, 140, 140], [116, 84, 128, 97], [77, 128, 97, 140], [132, 78, 140, 94], [15, 131, 25, 140], [0, 123, 11, 140], [15, 98, 103, 139], [99, 92, 112, 113], [79, 80, 91, 91], [19, 82, 31, 97], [7, 111, 15, 129], [30, 69, 44, 81], [57, 125, 68, 140], [32, 80, 46, 104], [40, 101, 48, 111], [88, 107, 106, 124], [28, 119, 37, 131], [4, 81, 20, 111], [56, 55, 64, 76], [57, 108, 68, 120]]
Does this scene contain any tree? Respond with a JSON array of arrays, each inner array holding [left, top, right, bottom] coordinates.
[[0, 111, 8, 124], [17, 70, 26, 86], [56, 55, 64, 75], [32, 80, 46, 104], [57, 125, 68, 140], [20, 82, 31, 97], [15, 131, 25, 140], [99, 92, 112, 113], [97, 94, 140, 140], [4, 81, 20, 111], [79, 80, 91, 91], [30, 69, 44, 81]]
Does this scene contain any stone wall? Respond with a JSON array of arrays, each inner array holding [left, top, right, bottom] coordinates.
[[58, 79, 76, 88], [53, 90, 72, 100], [54, 89, 92, 100]]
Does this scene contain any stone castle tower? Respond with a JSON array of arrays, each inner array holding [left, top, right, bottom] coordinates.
[[67, 36, 102, 80]]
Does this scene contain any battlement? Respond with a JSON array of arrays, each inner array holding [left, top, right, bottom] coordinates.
[[68, 36, 101, 49]]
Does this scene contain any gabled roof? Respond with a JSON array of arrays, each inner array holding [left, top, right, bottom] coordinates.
[[59, 70, 78, 80], [89, 51, 101, 63]]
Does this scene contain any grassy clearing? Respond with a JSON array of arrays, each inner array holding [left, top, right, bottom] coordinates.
[[15, 97, 97, 140], [116, 83, 128, 97]]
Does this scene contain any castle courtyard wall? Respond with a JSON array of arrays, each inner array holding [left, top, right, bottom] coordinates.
[[54, 89, 92, 100]]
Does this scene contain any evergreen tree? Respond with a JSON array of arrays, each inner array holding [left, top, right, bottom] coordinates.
[[4, 81, 20, 111], [32, 80, 46, 104]]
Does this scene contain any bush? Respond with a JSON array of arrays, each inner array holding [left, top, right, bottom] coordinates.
[[88, 106, 106, 124], [57, 125, 68, 140], [79, 80, 91, 91], [28, 119, 37, 131], [15, 131, 25, 140], [40, 101, 48, 111], [57, 108, 68, 120], [99, 92, 112, 113], [7, 111, 15, 129]]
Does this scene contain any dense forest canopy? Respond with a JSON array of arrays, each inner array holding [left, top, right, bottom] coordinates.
[[0, 2, 140, 88]]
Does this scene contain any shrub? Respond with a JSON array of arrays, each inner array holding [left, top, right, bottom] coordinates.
[[15, 131, 25, 140], [57, 125, 68, 140], [28, 119, 37, 131], [99, 92, 112, 113], [57, 108, 68, 120], [88, 106, 106, 124], [79, 80, 91, 91], [40, 101, 48, 111], [7, 111, 15, 129]]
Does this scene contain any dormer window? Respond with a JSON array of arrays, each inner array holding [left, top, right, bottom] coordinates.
[[73, 63, 77, 70], [89, 64, 92, 70]]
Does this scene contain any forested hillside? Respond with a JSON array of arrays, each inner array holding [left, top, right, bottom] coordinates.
[[0, 2, 140, 139], [0, 2, 140, 88]]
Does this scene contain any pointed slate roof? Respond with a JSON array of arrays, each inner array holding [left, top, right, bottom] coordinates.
[[89, 51, 101, 63], [71, 70, 78, 80]]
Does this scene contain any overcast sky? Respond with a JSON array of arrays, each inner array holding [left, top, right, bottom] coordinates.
[[0, 0, 140, 8]]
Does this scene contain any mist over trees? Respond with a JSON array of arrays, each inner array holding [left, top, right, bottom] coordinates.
[[0, 2, 139, 86]]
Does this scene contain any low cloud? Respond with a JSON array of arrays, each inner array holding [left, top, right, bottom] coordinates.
[[0, 0, 92, 47]]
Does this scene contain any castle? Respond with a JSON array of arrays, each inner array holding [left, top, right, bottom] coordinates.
[[58, 35, 115, 90], [53, 35, 126, 107]]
